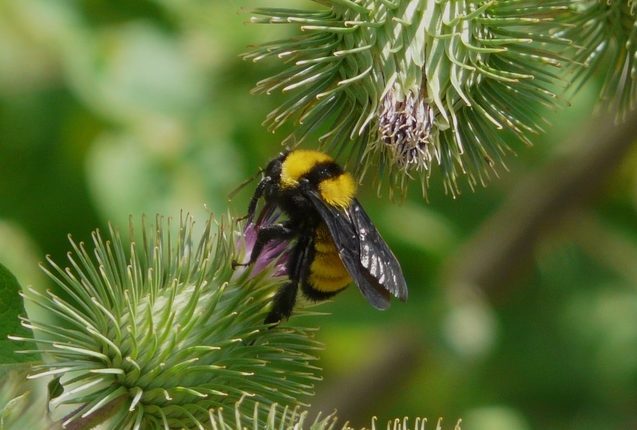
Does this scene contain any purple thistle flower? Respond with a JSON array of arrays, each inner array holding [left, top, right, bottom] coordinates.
[[236, 210, 290, 277]]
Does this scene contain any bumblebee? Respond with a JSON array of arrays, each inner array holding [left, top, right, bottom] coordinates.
[[240, 149, 407, 324]]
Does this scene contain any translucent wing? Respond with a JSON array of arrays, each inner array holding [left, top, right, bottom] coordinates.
[[348, 200, 408, 301], [303, 188, 407, 308]]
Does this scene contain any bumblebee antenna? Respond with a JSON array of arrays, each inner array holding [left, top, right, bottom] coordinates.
[[227, 168, 264, 202]]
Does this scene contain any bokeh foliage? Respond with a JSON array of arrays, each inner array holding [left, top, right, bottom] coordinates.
[[1, 1, 637, 429]]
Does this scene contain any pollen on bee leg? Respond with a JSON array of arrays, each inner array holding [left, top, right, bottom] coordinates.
[[378, 88, 436, 173]]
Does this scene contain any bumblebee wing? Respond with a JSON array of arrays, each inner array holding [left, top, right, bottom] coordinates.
[[304, 190, 405, 308], [348, 199, 408, 301]]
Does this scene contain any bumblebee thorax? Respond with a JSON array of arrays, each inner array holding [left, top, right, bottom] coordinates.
[[280, 150, 333, 187]]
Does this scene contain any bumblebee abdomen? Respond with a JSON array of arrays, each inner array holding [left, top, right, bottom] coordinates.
[[308, 225, 350, 293], [309, 251, 350, 292]]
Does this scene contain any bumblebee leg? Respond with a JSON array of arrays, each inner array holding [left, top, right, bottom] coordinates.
[[265, 235, 312, 324], [242, 177, 270, 221], [248, 222, 295, 264], [264, 282, 298, 325]]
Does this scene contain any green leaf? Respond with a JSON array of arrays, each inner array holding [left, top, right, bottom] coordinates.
[[0, 363, 35, 380], [0, 263, 36, 363], [0, 365, 55, 429]]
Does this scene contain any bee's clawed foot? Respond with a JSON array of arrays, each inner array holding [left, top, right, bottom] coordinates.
[[264, 311, 284, 326]]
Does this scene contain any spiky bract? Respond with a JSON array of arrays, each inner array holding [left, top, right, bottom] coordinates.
[[246, 0, 571, 196], [566, 0, 637, 121], [14, 214, 321, 429], [208, 399, 462, 430]]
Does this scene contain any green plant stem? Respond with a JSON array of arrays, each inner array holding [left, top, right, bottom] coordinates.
[[443, 109, 637, 299]]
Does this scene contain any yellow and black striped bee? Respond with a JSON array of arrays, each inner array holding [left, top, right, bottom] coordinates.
[[241, 149, 408, 324]]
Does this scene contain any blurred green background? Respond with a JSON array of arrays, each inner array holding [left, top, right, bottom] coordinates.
[[1, 1, 637, 429]]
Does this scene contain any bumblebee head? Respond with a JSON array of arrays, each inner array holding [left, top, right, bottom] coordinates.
[[259, 150, 289, 199], [263, 151, 287, 180]]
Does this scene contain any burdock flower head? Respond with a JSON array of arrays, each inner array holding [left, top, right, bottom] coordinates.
[[245, 0, 572, 196], [377, 88, 436, 173], [13, 214, 321, 429]]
